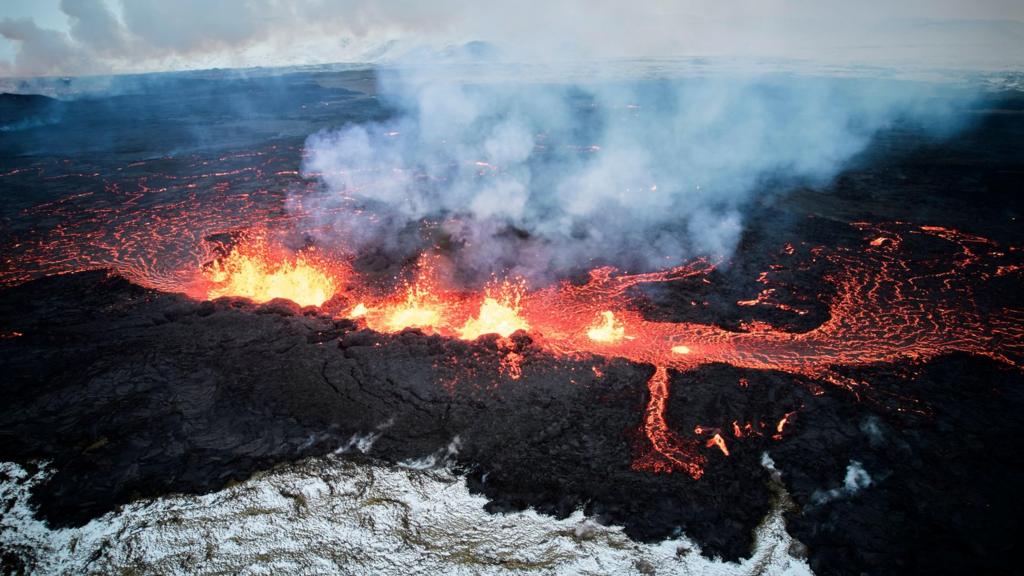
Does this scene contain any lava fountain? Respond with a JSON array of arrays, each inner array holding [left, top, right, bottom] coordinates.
[[200, 234, 342, 307], [5, 213, 1023, 481], [199, 222, 1023, 478], [459, 280, 530, 340]]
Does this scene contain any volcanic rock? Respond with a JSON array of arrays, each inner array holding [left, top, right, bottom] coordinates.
[[1, 270, 1022, 576]]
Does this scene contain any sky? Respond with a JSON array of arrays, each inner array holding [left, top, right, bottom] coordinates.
[[1, 0, 1023, 78]]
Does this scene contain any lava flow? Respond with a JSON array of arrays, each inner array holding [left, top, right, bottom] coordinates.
[[177, 221, 1023, 479], [3, 172, 1023, 481], [630, 366, 707, 478]]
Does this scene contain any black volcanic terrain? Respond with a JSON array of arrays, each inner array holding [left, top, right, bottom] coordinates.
[[2, 70, 1023, 576]]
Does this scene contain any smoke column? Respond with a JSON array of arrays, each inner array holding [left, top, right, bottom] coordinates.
[[299, 61, 977, 284]]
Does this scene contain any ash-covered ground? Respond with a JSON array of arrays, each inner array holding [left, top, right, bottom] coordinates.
[[1, 67, 1023, 576]]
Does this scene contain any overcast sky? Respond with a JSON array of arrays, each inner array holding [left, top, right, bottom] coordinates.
[[2, 0, 1023, 78]]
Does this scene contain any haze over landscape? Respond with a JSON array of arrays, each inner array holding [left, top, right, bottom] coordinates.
[[2, 0, 1023, 78]]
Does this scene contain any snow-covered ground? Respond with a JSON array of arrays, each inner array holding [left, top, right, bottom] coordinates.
[[1, 456, 812, 575]]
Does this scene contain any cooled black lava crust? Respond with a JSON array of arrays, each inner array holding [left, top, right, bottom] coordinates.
[[1, 268, 1021, 576]]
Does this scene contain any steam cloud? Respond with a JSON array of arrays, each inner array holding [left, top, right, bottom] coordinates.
[[812, 460, 873, 505], [1, 2, 1008, 283], [300, 66, 976, 283]]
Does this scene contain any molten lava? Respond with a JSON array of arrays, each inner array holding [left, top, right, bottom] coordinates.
[[706, 433, 730, 456], [202, 236, 338, 307], [459, 281, 530, 340], [631, 366, 707, 478], [184, 222, 1023, 479], [4, 182, 1023, 483], [372, 284, 445, 334], [587, 311, 627, 343]]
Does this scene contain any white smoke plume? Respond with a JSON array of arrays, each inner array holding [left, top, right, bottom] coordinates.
[[860, 416, 886, 447], [1, 2, 1005, 283], [811, 460, 873, 505], [300, 64, 978, 283]]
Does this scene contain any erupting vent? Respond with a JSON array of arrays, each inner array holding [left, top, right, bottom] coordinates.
[[27, 219, 1011, 478], [0, 152, 1020, 479], [201, 234, 342, 307], [194, 223, 1021, 476]]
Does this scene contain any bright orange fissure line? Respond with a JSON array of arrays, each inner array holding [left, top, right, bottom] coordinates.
[[9, 216, 1023, 478]]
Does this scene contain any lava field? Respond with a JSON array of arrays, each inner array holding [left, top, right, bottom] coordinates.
[[1, 69, 1023, 576]]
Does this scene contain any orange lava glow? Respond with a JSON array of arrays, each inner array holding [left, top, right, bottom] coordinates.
[[587, 311, 627, 343], [180, 222, 1023, 480], [370, 281, 446, 334], [201, 236, 339, 307], [6, 194, 1023, 482], [706, 433, 730, 456], [459, 281, 530, 340], [631, 366, 707, 478]]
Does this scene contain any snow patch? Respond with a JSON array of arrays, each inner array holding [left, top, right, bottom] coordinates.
[[399, 436, 462, 470], [1, 457, 815, 575], [334, 418, 394, 454]]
